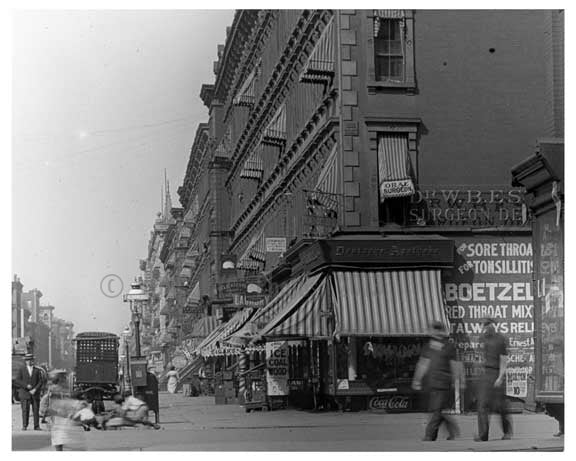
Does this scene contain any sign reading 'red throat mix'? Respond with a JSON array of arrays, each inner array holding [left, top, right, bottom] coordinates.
[[445, 236, 535, 398]]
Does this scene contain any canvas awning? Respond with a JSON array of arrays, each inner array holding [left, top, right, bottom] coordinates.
[[233, 67, 257, 106], [237, 230, 266, 270], [240, 146, 264, 180], [199, 308, 256, 357], [301, 17, 335, 82], [378, 134, 415, 199], [255, 273, 331, 338], [331, 270, 449, 336], [309, 144, 339, 211], [263, 103, 286, 144]]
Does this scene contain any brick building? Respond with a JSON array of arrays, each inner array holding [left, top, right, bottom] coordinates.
[[139, 10, 563, 409]]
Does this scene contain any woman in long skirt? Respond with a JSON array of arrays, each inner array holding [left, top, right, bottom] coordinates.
[[166, 366, 179, 394]]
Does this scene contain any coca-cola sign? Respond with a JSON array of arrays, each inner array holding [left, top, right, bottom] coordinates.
[[369, 395, 411, 411]]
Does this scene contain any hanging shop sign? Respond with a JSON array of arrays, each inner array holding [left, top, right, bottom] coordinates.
[[266, 238, 287, 253], [266, 341, 290, 396], [444, 235, 535, 398], [407, 185, 530, 227]]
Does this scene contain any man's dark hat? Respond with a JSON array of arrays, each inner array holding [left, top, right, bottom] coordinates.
[[24, 353, 34, 360], [483, 318, 496, 326]]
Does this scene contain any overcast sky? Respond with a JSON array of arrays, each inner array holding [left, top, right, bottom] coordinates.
[[12, 9, 235, 335]]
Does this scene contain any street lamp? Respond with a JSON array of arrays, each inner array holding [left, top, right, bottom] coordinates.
[[122, 326, 132, 393], [123, 281, 149, 358]]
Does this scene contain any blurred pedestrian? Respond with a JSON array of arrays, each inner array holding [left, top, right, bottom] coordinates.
[[475, 318, 513, 441], [14, 353, 43, 431], [47, 371, 86, 451], [166, 366, 179, 394], [412, 321, 464, 441]]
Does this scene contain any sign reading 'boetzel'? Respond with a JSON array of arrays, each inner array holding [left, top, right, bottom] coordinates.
[[407, 186, 530, 227]]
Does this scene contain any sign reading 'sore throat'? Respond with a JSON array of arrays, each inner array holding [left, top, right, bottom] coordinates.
[[408, 186, 530, 227], [445, 236, 535, 398]]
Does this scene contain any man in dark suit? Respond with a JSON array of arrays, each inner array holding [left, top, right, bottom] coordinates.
[[14, 353, 43, 431]]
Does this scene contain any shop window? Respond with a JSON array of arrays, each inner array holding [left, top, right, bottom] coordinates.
[[356, 338, 425, 386], [368, 10, 415, 91]]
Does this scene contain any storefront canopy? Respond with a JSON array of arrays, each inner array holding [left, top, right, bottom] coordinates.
[[331, 270, 449, 336], [199, 308, 256, 357], [256, 273, 331, 338]]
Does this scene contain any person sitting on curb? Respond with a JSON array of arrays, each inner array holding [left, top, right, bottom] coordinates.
[[103, 393, 160, 430]]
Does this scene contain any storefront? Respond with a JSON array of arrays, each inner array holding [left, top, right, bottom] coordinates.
[[246, 236, 456, 411]]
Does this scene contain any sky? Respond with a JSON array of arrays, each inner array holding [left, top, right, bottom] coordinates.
[[11, 9, 235, 336]]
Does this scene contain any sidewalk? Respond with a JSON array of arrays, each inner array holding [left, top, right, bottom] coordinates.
[[151, 392, 564, 451], [11, 393, 564, 451]]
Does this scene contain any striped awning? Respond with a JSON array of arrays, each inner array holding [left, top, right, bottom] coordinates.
[[194, 321, 228, 355], [186, 281, 200, 306], [256, 273, 331, 338], [373, 10, 406, 37], [378, 134, 415, 199], [233, 67, 257, 106], [177, 356, 204, 381], [301, 17, 335, 83], [310, 144, 339, 211], [247, 273, 322, 336], [237, 230, 266, 271], [263, 104, 286, 144], [240, 146, 264, 180], [201, 308, 256, 357], [331, 270, 449, 336]]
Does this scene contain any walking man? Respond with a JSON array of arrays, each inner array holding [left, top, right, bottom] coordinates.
[[14, 353, 43, 431], [412, 321, 463, 441], [475, 318, 513, 441]]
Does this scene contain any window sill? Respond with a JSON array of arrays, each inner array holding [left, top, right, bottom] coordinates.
[[367, 81, 416, 93]]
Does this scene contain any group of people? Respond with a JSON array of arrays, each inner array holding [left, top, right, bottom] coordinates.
[[412, 318, 513, 442], [13, 352, 160, 451]]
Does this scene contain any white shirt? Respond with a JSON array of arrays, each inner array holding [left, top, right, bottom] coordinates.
[[27, 365, 33, 376]]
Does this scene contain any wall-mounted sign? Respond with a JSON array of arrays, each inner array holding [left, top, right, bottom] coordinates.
[[444, 235, 535, 399], [407, 185, 530, 227], [266, 238, 287, 253], [369, 395, 412, 412], [300, 239, 455, 270], [266, 341, 289, 396]]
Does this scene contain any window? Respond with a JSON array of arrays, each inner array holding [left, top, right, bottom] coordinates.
[[375, 19, 404, 82], [377, 132, 416, 226], [368, 10, 415, 90]]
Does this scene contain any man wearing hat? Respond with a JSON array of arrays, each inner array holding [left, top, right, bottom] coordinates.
[[14, 353, 44, 431], [475, 318, 513, 441], [412, 321, 464, 441]]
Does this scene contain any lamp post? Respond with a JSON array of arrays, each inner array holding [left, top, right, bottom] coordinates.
[[122, 326, 132, 394], [123, 281, 149, 358]]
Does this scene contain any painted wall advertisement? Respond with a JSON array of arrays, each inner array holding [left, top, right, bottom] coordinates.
[[266, 341, 289, 396], [444, 236, 534, 399]]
